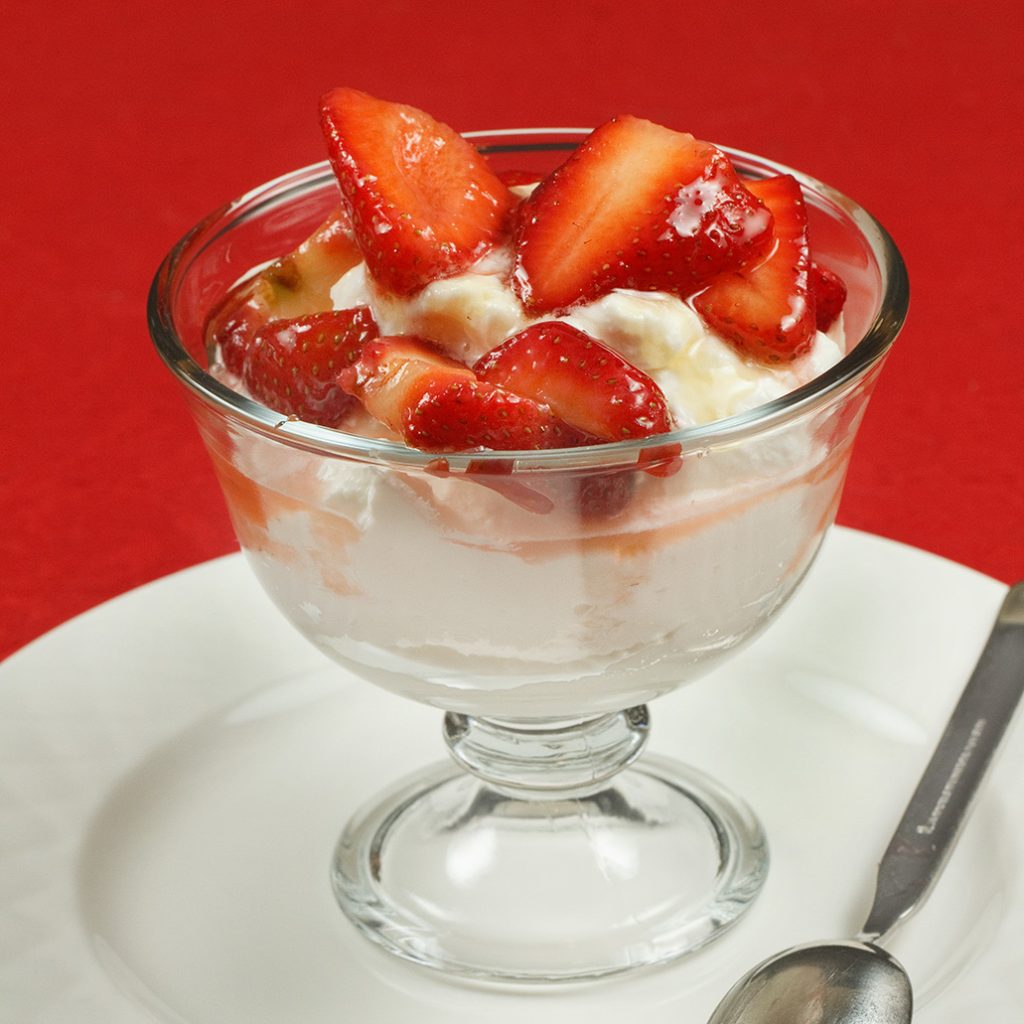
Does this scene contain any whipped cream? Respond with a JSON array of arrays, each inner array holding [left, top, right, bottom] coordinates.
[[330, 246, 844, 428]]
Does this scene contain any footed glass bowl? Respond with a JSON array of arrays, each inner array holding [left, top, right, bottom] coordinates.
[[148, 130, 908, 982]]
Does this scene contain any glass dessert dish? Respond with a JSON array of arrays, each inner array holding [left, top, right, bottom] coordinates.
[[148, 129, 908, 983]]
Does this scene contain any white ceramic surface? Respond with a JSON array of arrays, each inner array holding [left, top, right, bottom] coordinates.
[[0, 527, 1020, 1022]]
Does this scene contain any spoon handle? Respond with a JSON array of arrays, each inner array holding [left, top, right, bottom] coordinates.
[[860, 582, 1024, 943]]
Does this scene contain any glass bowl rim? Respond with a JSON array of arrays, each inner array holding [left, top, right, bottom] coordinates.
[[147, 128, 909, 471]]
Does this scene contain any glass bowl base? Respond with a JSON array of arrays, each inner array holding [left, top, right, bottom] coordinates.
[[331, 753, 768, 982]]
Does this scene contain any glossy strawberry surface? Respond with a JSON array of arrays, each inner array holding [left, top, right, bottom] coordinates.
[[512, 115, 773, 313], [694, 174, 816, 362], [475, 321, 674, 441], [339, 335, 579, 452], [320, 88, 515, 297], [243, 307, 378, 426], [809, 262, 848, 331], [408, 378, 583, 452]]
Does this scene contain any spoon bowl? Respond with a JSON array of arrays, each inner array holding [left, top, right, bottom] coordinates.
[[708, 941, 911, 1024]]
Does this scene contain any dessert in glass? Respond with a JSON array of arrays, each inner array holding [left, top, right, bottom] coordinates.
[[148, 89, 908, 982]]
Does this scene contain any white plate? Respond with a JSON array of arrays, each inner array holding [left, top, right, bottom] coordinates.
[[1, 527, 1020, 1022]]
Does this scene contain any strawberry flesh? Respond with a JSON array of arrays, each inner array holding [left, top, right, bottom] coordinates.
[[512, 116, 773, 313], [320, 88, 515, 297], [338, 335, 475, 436], [409, 378, 584, 452], [206, 277, 273, 377], [243, 307, 378, 426], [809, 262, 847, 331], [694, 174, 815, 363], [206, 205, 361, 376], [338, 335, 579, 452], [474, 321, 674, 442]]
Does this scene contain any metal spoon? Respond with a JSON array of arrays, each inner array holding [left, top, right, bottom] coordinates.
[[709, 582, 1024, 1024]]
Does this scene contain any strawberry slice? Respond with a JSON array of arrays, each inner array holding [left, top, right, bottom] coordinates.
[[512, 116, 773, 314], [205, 280, 271, 378], [243, 307, 378, 426], [338, 335, 579, 452], [474, 321, 674, 442], [206, 205, 361, 376], [409, 379, 584, 452], [694, 175, 816, 363], [320, 88, 515, 297], [809, 262, 847, 331], [337, 335, 475, 437]]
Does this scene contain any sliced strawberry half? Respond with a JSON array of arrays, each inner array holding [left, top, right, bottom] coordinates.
[[243, 307, 378, 426], [809, 261, 847, 331], [205, 278, 273, 378], [694, 174, 816, 363], [512, 116, 773, 314], [474, 321, 674, 442], [338, 335, 579, 452], [206, 205, 361, 376], [409, 378, 584, 452], [320, 88, 515, 297], [337, 335, 475, 437]]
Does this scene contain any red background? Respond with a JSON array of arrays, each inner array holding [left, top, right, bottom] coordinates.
[[2, 0, 1022, 659]]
